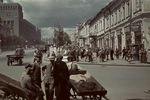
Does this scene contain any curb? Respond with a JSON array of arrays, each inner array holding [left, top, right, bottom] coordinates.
[[77, 62, 150, 67], [43, 57, 150, 67]]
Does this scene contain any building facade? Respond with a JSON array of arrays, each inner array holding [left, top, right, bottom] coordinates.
[[76, 0, 150, 60], [0, 1, 41, 47]]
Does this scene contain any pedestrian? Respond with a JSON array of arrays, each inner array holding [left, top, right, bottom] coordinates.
[[32, 56, 42, 88], [101, 48, 105, 62], [51, 51, 56, 58], [126, 49, 132, 63], [122, 47, 127, 60], [146, 49, 150, 64], [21, 64, 44, 100], [67, 49, 74, 62], [98, 48, 102, 62], [115, 48, 120, 59], [80, 48, 84, 59], [106, 48, 109, 60], [75, 46, 79, 62], [110, 48, 114, 60], [87, 48, 93, 62], [42, 56, 55, 100], [95, 47, 99, 58], [34, 48, 43, 63], [139, 48, 143, 63], [84, 49, 88, 62], [53, 54, 70, 100], [142, 49, 147, 63]]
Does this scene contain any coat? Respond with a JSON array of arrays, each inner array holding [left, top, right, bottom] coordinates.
[[21, 72, 40, 99], [32, 62, 42, 87], [53, 60, 70, 100], [42, 63, 54, 84]]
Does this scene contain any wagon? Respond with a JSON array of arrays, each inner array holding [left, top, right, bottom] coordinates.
[[6, 55, 24, 66], [0, 73, 29, 100], [67, 62, 108, 100]]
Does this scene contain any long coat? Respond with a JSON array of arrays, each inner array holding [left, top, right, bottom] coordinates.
[[32, 62, 42, 88], [53, 60, 70, 100]]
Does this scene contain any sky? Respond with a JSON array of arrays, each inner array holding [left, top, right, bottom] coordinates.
[[4, 0, 112, 38]]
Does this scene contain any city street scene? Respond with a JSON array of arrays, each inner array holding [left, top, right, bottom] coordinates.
[[0, 0, 150, 100]]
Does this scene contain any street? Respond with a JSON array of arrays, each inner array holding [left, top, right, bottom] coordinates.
[[81, 64, 150, 100], [0, 49, 150, 100]]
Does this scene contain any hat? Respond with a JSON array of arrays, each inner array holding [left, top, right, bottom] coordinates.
[[56, 54, 63, 59], [25, 63, 32, 69], [49, 56, 55, 60]]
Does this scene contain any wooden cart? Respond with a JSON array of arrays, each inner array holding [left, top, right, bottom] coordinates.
[[6, 55, 24, 66], [0, 73, 29, 100], [68, 62, 108, 100]]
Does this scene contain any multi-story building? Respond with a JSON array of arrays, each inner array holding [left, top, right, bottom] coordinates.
[[0, 1, 41, 47], [77, 0, 150, 60]]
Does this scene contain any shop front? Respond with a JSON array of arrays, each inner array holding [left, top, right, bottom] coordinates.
[[130, 22, 142, 60]]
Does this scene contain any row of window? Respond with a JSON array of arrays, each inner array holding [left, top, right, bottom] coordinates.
[[93, 0, 142, 33], [3, 20, 14, 28], [0, 5, 18, 10]]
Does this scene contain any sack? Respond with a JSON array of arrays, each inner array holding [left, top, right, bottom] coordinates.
[[78, 80, 96, 91]]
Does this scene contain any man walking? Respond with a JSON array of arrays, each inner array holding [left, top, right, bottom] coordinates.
[[42, 56, 55, 100]]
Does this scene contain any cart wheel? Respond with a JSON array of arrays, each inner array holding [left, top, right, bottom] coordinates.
[[0, 87, 16, 100], [7, 61, 10, 66]]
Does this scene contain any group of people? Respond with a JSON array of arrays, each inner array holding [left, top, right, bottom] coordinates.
[[14, 46, 25, 56], [21, 49, 70, 100]]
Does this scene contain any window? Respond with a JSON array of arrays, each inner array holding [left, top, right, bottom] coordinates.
[[101, 20, 102, 30], [135, 0, 142, 11], [119, 9, 121, 22], [107, 17, 109, 28], [115, 12, 117, 24], [127, 3, 130, 16], [122, 6, 125, 19], [112, 14, 114, 25], [103, 19, 104, 29]]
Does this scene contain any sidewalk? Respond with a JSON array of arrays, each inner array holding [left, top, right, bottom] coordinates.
[[78, 58, 150, 67]]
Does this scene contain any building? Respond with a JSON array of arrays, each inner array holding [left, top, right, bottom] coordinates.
[[76, 0, 150, 60], [0, 1, 41, 47]]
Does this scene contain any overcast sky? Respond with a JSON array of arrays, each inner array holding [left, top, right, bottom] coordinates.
[[4, 0, 111, 38]]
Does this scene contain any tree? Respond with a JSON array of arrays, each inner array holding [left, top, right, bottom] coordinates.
[[63, 32, 71, 44], [53, 25, 71, 47]]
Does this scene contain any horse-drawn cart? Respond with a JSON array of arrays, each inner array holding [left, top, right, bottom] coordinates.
[[0, 73, 28, 100], [6, 55, 24, 66]]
